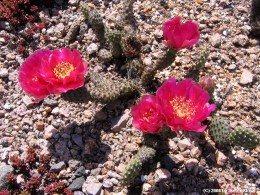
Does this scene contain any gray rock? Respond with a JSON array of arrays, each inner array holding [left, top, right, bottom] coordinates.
[[155, 168, 171, 182], [22, 95, 35, 108], [68, 176, 85, 191], [75, 166, 87, 177], [240, 69, 254, 85], [190, 147, 201, 158], [72, 134, 83, 148], [55, 140, 71, 161], [87, 43, 99, 55], [0, 68, 8, 78], [50, 161, 66, 173], [82, 182, 102, 195], [233, 34, 249, 47], [43, 99, 59, 107], [44, 125, 58, 139], [215, 151, 227, 166], [0, 162, 14, 189], [185, 158, 199, 172], [124, 143, 138, 152], [91, 168, 101, 176], [51, 107, 60, 115], [171, 154, 185, 165], [103, 179, 113, 188], [177, 138, 191, 151], [111, 111, 130, 132], [107, 170, 121, 179], [210, 34, 222, 47], [73, 191, 85, 195]]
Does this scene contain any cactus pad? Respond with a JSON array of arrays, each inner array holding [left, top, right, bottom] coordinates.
[[98, 49, 113, 63], [86, 72, 139, 103], [230, 127, 260, 149], [126, 58, 144, 78], [209, 117, 230, 145], [134, 146, 156, 164], [121, 158, 142, 186]]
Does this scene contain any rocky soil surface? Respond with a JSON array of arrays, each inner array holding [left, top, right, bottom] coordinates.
[[0, 0, 259, 194]]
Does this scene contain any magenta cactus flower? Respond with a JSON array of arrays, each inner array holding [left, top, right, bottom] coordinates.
[[156, 78, 216, 132], [163, 16, 200, 50], [131, 95, 165, 133], [19, 48, 88, 102]]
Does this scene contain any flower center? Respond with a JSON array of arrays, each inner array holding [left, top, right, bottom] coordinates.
[[32, 76, 38, 81], [170, 96, 197, 120], [53, 62, 75, 79], [143, 110, 154, 122]]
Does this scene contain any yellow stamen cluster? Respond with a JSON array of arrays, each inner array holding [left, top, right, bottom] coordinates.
[[53, 62, 75, 79], [170, 96, 197, 120], [143, 110, 154, 122]]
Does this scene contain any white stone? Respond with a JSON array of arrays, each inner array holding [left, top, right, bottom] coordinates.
[[0, 68, 8, 78], [87, 43, 99, 55], [240, 69, 254, 85]]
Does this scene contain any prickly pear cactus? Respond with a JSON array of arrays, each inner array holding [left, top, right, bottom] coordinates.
[[126, 58, 144, 78], [106, 30, 123, 58], [121, 158, 142, 186], [134, 146, 156, 164], [209, 117, 230, 145], [98, 49, 113, 63], [86, 72, 139, 103], [123, 0, 135, 24], [141, 48, 177, 86], [121, 32, 142, 58], [230, 127, 260, 149]]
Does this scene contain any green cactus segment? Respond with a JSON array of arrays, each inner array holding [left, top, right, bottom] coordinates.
[[209, 117, 230, 145], [134, 146, 156, 164], [86, 72, 139, 103], [126, 58, 144, 78], [61, 86, 90, 103], [106, 30, 123, 58], [98, 49, 113, 63], [123, 0, 135, 24], [196, 49, 208, 70], [121, 33, 142, 58], [81, 4, 107, 45], [230, 127, 260, 149], [121, 158, 142, 186], [141, 48, 177, 86]]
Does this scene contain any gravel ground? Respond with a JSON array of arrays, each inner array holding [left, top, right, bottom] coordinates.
[[0, 0, 259, 194]]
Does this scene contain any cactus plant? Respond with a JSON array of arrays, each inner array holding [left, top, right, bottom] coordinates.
[[86, 72, 139, 103], [81, 4, 107, 44], [126, 58, 144, 78], [141, 48, 177, 86], [209, 117, 230, 145], [122, 0, 135, 25], [98, 49, 113, 63], [121, 158, 142, 186], [121, 32, 142, 58], [121, 145, 156, 186], [134, 145, 156, 163], [106, 30, 123, 58], [230, 127, 260, 149]]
